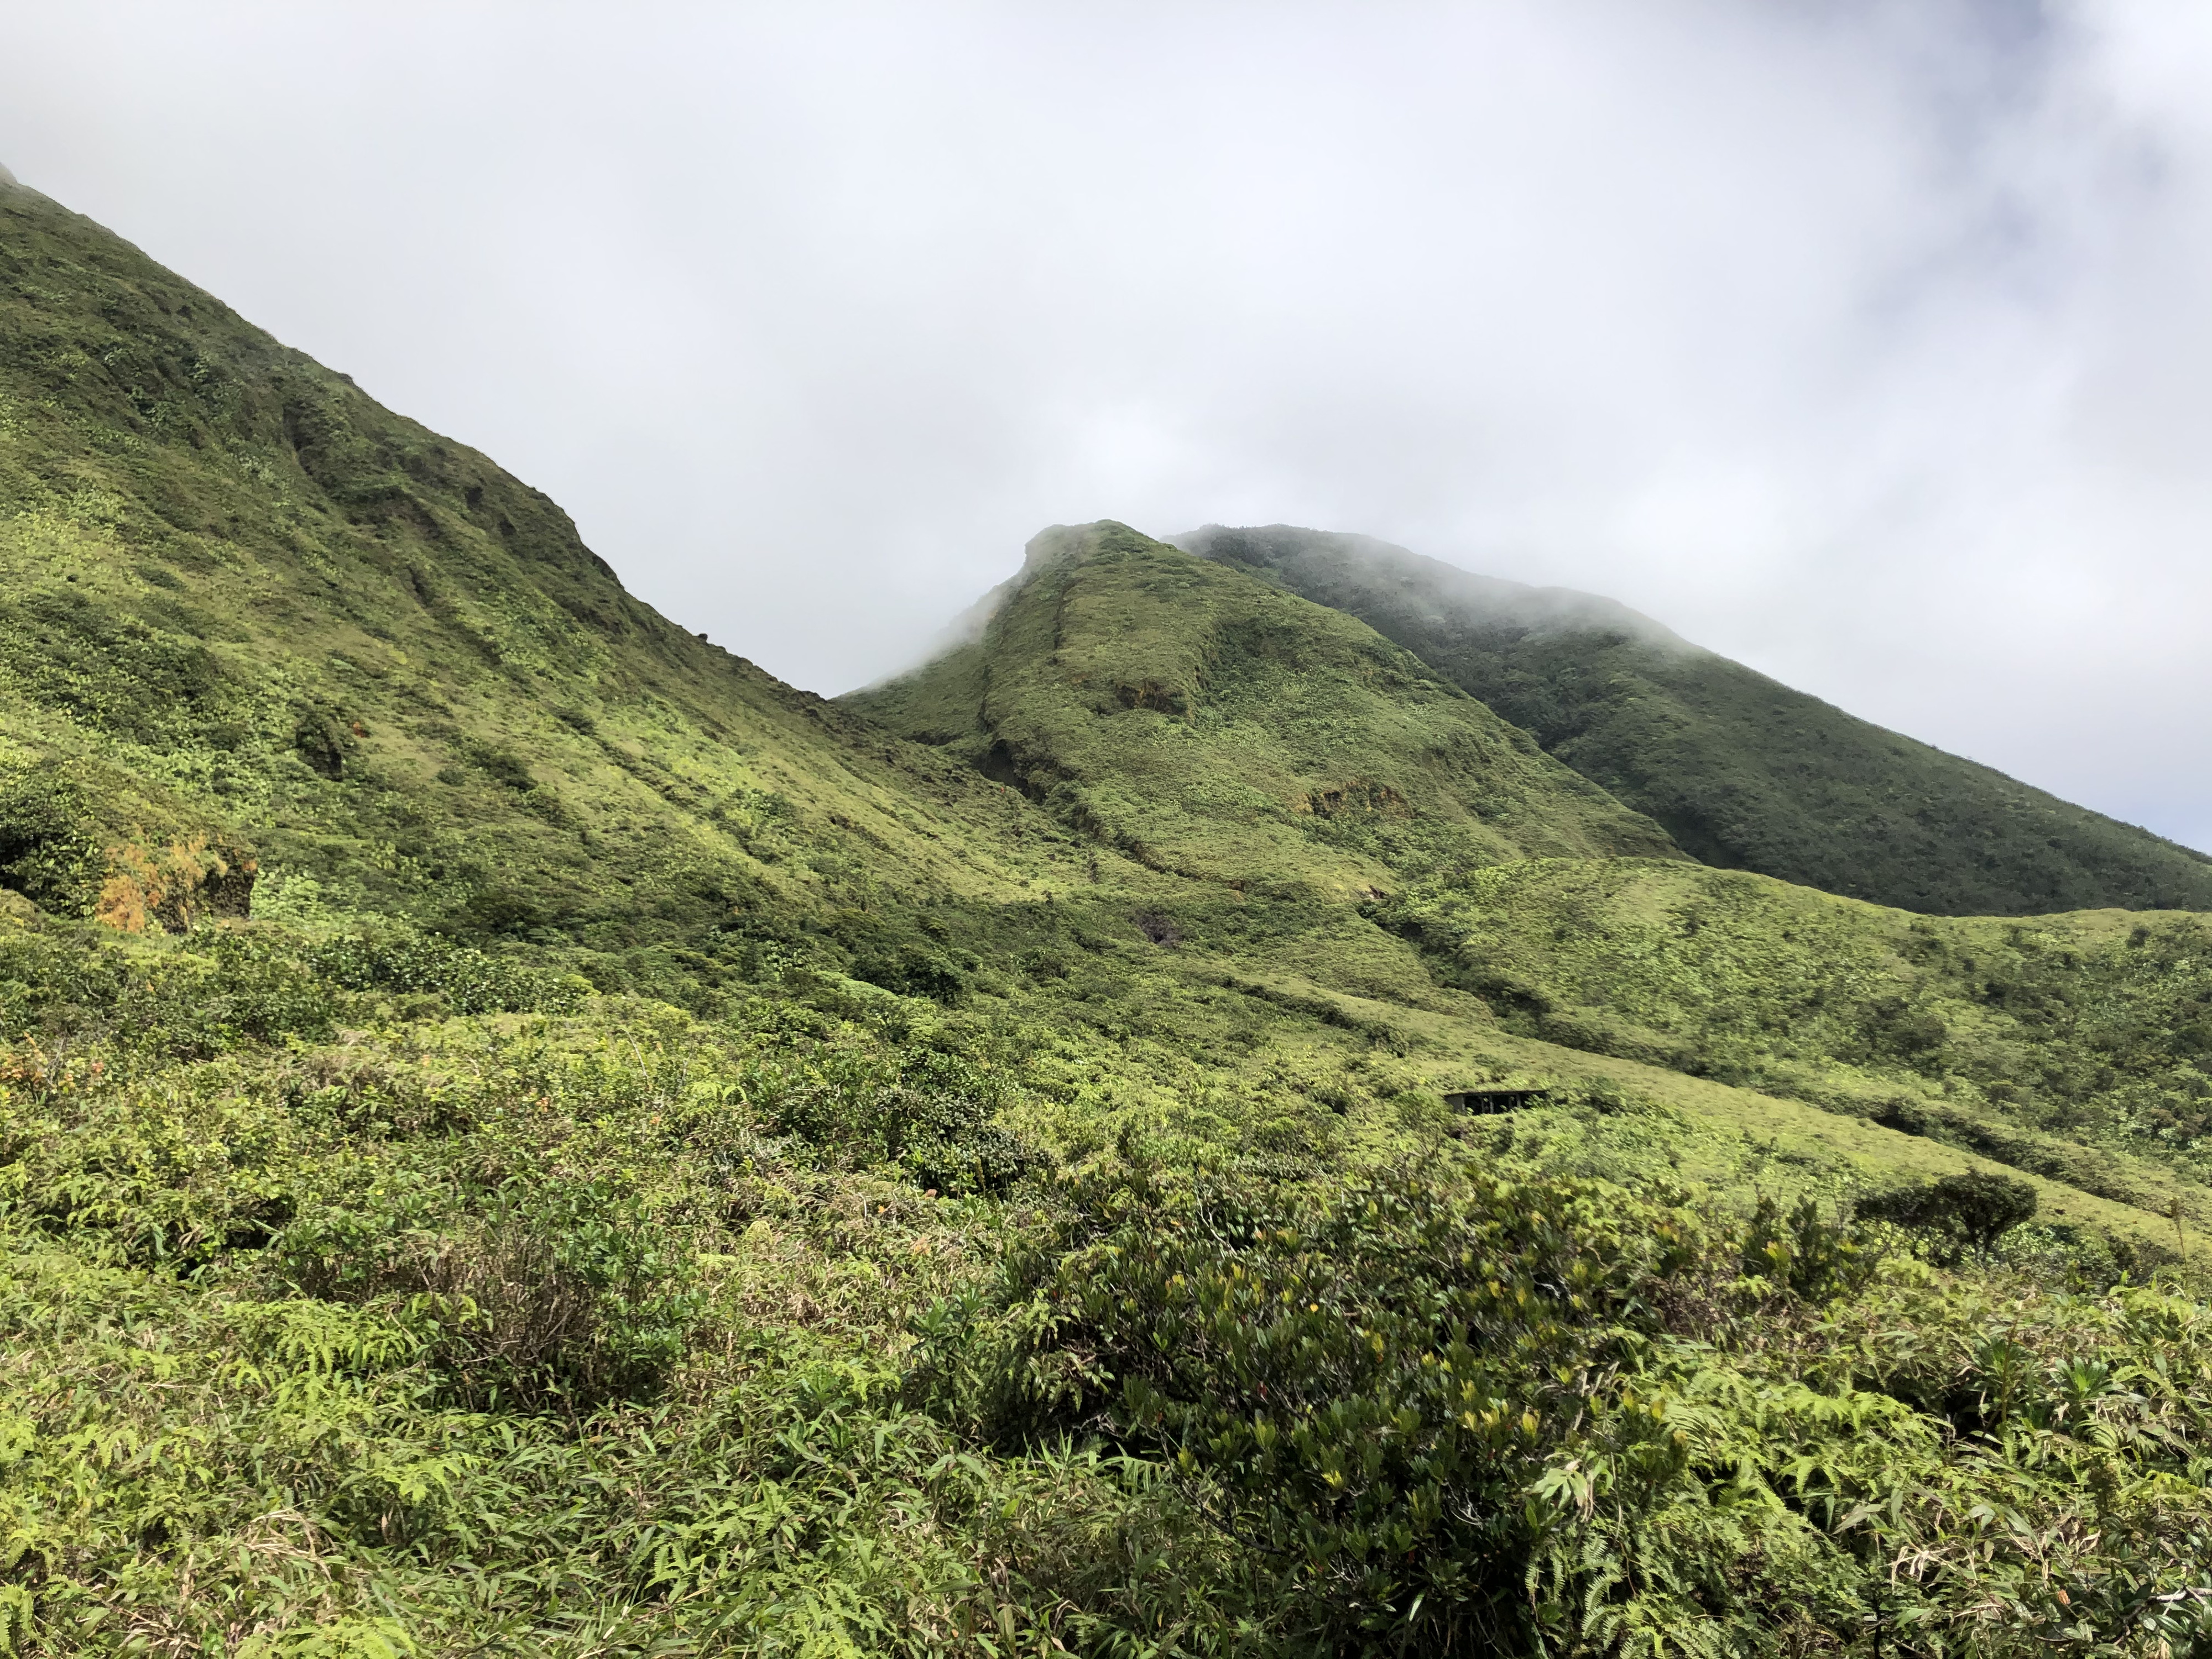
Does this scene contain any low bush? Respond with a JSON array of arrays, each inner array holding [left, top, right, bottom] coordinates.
[[307, 928, 586, 1016], [919, 1159, 1714, 1650], [752, 1042, 1042, 1196], [1859, 1169, 2040, 1264], [920, 1155, 2212, 1655], [279, 1177, 700, 1411]]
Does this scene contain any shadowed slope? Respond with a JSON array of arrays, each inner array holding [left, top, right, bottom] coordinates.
[[1180, 523, 2212, 916]]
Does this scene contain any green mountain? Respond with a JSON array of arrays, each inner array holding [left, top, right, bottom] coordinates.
[[848, 520, 1681, 894], [1177, 523, 2212, 916], [0, 176, 1103, 999], [854, 519, 2212, 1222], [10, 179, 2212, 1655]]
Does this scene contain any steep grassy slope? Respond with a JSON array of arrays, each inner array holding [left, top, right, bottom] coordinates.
[[12, 178, 2212, 1654], [847, 521, 1680, 900], [0, 178, 1109, 1004], [1180, 523, 2212, 916]]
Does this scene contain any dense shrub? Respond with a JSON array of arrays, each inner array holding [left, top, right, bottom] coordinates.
[[753, 1042, 1042, 1196], [0, 928, 131, 1036], [278, 1176, 700, 1411], [920, 1160, 1710, 1650], [920, 1157, 2212, 1655], [850, 944, 969, 1003], [124, 932, 342, 1053], [1738, 1191, 1877, 1300], [307, 928, 587, 1016], [1859, 1170, 2040, 1264], [0, 766, 102, 915]]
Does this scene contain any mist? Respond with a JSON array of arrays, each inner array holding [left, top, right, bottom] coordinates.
[[2, 2, 2208, 848]]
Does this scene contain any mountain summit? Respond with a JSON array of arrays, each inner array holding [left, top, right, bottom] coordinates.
[[846, 520, 1681, 900]]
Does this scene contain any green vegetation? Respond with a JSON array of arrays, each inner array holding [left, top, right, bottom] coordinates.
[[1858, 1171, 2041, 1263], [11, 916, 2212, 1655], [1374, 858, 2212, 1216], [1181, 524, 2212, 917], [849, 521, 1679, 901], [7, 178, 2212, 1653], [0, 179, 1077, 999]]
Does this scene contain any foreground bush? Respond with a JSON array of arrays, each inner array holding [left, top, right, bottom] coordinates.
[[921, 1158, 2212, 1655]]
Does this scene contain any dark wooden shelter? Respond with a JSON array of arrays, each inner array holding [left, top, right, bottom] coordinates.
[[1443, 1087, 1550, 1114]]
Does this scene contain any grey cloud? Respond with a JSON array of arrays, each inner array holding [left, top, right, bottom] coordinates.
[[1, 0, 2206, 847]]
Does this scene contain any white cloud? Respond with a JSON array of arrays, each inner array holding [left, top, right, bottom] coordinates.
[[3, 0, 2207, 845]]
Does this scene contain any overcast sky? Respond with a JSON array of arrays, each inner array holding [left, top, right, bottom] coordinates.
[[3, 2, 2209, 848]]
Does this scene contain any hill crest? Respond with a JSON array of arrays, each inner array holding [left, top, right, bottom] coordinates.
[[1176, 521, 1694, 650], [845, 519, 1683, 899], [1180, 521, 2212, 916]]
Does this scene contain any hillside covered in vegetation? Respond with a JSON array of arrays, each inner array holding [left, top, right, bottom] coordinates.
[[8, 178, 2212, 1656], [1178, 524, 2212, 918], [848, 521, 1679, 888]]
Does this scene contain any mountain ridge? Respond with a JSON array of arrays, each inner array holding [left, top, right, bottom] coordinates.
[[1175, 522, 1695, 649], [0, 176, 1103, 994], [1177, 521, 2212, 916]]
